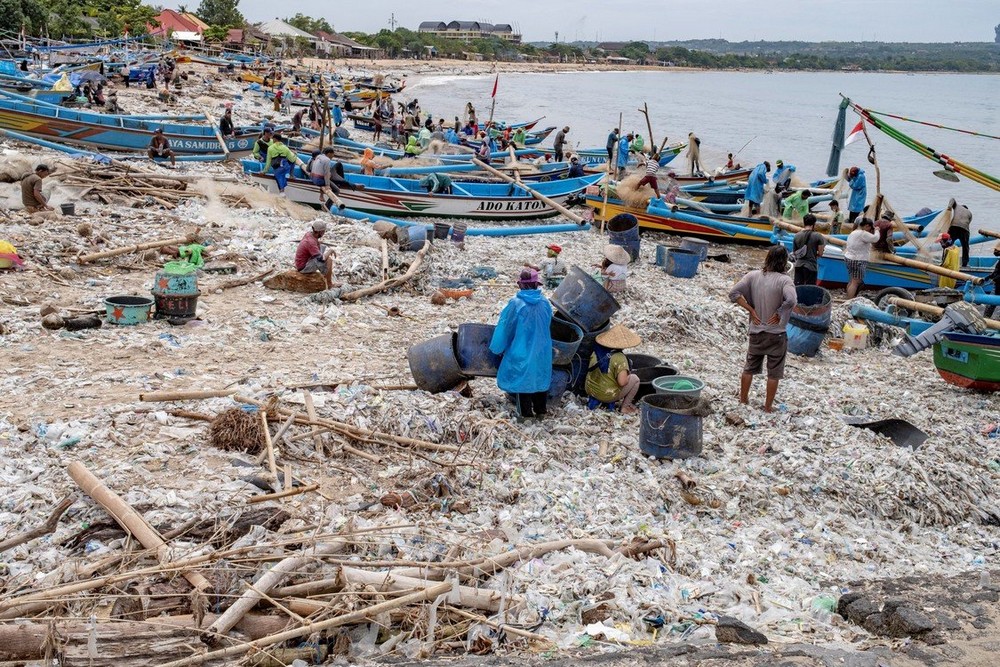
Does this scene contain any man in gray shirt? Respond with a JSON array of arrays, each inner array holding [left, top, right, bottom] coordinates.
[[792, 213, 825, 286], [728, 245, 798, 413]]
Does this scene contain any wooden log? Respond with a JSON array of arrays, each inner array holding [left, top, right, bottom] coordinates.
[[157, 582, 452, 667], [339, 239, 430, 302], [472, 158, 585, 223], [878, 252, 983, 284], [262, 269, 327, 294], [271, 576, 341, 598], [203, 541, 346, 644], [340, 565, 521, 613], [77, 232, 198, 264], [139, 389, 235, 402], [887, 297, 1000, 330], [67, 461, 212, 592], [978, 228, 1000, 240], [0, 613, 290, 663], [0, 496, 73, 554], [247, 483, 319, 505]]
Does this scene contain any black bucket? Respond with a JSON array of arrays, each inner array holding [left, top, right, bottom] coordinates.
[[626, 353, 663, 371], [433, 222, 451, 240], [639, 394, 705, 460], [635, 364, 679, 401], [154, 291, 200, 319]]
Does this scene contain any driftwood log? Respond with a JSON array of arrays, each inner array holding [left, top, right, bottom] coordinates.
[[339, 239, 430, 302], [0, 496, 73, 553], [77, 232, 199, 264], [262, 269, 327, 293], [340, 565, 521, 613]]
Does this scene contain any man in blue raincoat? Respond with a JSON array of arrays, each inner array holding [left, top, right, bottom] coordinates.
[[745, 161, 770, 215], [489, 268, 553, 421], [616, 132, 632, 179], [771, 159, 796, 192], [847, 166, 867, 225]]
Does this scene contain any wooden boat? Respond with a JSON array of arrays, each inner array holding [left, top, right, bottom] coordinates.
[[0, 86, 71, 105], [242, 159, 602, 220], [808, 244, 995, 290], [0, 89, 259, 155], [933, 333, 1000, 392], [533, 142, 686, 167]]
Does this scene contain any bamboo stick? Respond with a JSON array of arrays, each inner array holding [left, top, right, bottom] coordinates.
[[77, 232, 198, 264], [139, 388, 235, 402], [67, 461, 212, 592], [443, 605, 552, 644], [978, 228, 1000, 240], [261, 412, 279, 484], [340, 566, 521, 613], [158, 582, 453, 667], [247, 483, 319, 505], [203, 541, 346, 643], [878, 252, 983, 284], [472, 158, 585, 224], [303, 390, 322, 456], [202, 107, 231, 160], [887, 297, 1000, 330]]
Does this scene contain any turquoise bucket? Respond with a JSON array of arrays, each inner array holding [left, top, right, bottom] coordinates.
[[664, 248, 700, 278], [105, 295, 154, 326]]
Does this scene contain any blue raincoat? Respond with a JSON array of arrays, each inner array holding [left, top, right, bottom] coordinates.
[[772, 164, 796, 184], [489, 289, 553, 393], [616, 136, 630, 168], [848, 169, 867, 213], [332, 105, 343, 126], [745, 162, 769, 204]]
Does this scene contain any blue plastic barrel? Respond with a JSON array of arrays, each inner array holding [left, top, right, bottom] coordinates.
[[551, 318, 583, 367], [558, 312, 610, 395], [506, 367, 572, 409], [786, 323, 825, 357], [790, 285, 832, 329], [664, 248, 700, 278], [398, 225, 428, 251], [635, 364, 679, 401], [408, 333, 468, 393], [655, 244, 671, 267], [607, 213, 640, 262], [550, 265, 621, 332], [680, 237, 709, 261], [455, 324, 501, 376], [638, 394, 703, 459]]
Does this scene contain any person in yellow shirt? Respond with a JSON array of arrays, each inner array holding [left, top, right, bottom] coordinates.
[[937, 233, 960, 289]]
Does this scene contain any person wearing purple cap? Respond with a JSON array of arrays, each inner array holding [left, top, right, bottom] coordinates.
[[489, 268, 554, 421]]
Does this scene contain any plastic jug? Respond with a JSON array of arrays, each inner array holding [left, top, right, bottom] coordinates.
[[842, 320, 870, 350]]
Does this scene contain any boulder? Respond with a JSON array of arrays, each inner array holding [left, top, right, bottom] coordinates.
[[263, 269, 327, 294], [714, 616, 768, 645]]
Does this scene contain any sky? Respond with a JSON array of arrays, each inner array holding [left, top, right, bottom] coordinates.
[[203, 0, 999, 43]]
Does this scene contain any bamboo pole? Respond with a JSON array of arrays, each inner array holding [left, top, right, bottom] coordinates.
[[639, 102, 654, 155], [247, 483, 318, 504], [261, 411, 278, 484], [203, 541, 346, 643], [139, 388, 235, 402], [472, 158, 584, 224], [978, 228, 1000, 240], [201, 108, 230, 160], [340, 566, 522, 613], [158, 582, 452, 667], [303, 390, 322, 456], [888, 297, 1000, 330], [67, 461, 212, 592], [879, 252, 984, 284], [77, 232, 198, 264]]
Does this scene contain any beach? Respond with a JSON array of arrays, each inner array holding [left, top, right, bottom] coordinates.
[[0, 59, 997, 665]]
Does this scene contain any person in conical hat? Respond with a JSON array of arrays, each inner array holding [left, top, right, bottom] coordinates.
[[601, 244, 630, 294], [585, 324, 642, 415]]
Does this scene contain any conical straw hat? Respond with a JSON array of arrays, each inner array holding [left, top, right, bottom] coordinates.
[[604, 244, 631, 265], [595, 324, 642, 349]]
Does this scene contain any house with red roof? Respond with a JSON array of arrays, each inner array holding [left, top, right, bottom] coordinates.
[[149, 9, 206, 41]]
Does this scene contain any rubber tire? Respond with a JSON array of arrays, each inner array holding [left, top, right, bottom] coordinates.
[[874, 286, 915, 311]]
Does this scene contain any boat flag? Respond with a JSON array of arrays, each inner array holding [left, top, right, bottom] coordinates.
[[845, 120, 865, 146], [490, 74, 498, 98]]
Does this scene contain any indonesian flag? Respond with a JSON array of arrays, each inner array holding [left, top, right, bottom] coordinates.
[[490, 74, 498, 98], [845, 120, 865, 146]]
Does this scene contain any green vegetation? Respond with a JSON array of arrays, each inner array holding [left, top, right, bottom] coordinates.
[[0, 0, 158, 38], [285, 13, 332, 35], [194, 0, 243, 31]]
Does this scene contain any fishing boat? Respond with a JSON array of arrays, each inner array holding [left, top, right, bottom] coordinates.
[[0, 89, 260, 155], [808, 244, 995, 290], [933, 332, 1000, 392], [242, 160, 602, 221], [533, 142, 686, 167], [325, 135, 543, 164]]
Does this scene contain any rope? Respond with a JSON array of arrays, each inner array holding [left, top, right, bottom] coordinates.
[[867, 109, 1000, 141]]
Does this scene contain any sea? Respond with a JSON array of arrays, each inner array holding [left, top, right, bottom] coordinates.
[[407, 70, 999, 234]]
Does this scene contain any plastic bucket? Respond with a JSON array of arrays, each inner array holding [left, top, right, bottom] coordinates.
[[635, 364, 679, 401], [787, 322, 825, 357], [626, 353, 662, 370], [664, 248, 699, 278], [455, 323, 501, 377], [152, 270, 199, 295], [652, 375, 705, 399], [154, 291, 200, 319], [397, 225, 428, 251], [639, 394, 704, 459], [451, 221, 468, 245], [432, 221, 451, 241], [408, 333, 468, 393], [791, 285, 832, 329], [60, 202, 75, 216], [655, 244, 672, 268], [607, 213, 640, 262], [551, 318, 583, 367], [680, 237, 709, 261], [105, 295, 154, 326], [550, 265, 621, 332]]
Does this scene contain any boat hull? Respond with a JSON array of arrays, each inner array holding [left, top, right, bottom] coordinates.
[[812, 247, 995, 290], [586, 196, 773, 244], [933, 336, 1000, 392]]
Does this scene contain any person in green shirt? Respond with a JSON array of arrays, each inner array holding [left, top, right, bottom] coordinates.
[[782, 189, 812, 220], [252, 127, 273, 162], [630, 133, 645, 154], [511, 127, 526, 148], [265, 134, 306, 194], [585, 324, 642, 415]]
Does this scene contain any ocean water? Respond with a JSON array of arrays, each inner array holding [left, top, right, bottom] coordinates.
[[408, 70, 999, 231]]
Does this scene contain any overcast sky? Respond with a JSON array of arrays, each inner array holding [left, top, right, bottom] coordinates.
[[214, 0, 998, 42]]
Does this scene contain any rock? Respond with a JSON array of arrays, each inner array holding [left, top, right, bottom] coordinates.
[[881, 597, 907, 615], [39, 304, 58, 317], [863, 612, 887, 635], [886, 606, 935, 637], [714, 616, 768, 645], [724, 411, 745, 426], [845, 597, 880, 625], [923, 630, 947, 646], [972, 617, 990, 630], [837, 592, 865, 618], [41, 313, 65, 330]]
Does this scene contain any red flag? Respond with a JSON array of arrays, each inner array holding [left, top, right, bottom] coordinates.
[[490, 74, 498, 98], [845, 120, 864, 146]]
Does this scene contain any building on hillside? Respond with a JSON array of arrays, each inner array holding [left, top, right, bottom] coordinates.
[[149, 10, 207, 41], [313, 30, 383, 58], [417, 21, 521, 44], [596, 42, 627, 56], [223, 27, 270, 53], [255, 18, 320, 50]]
